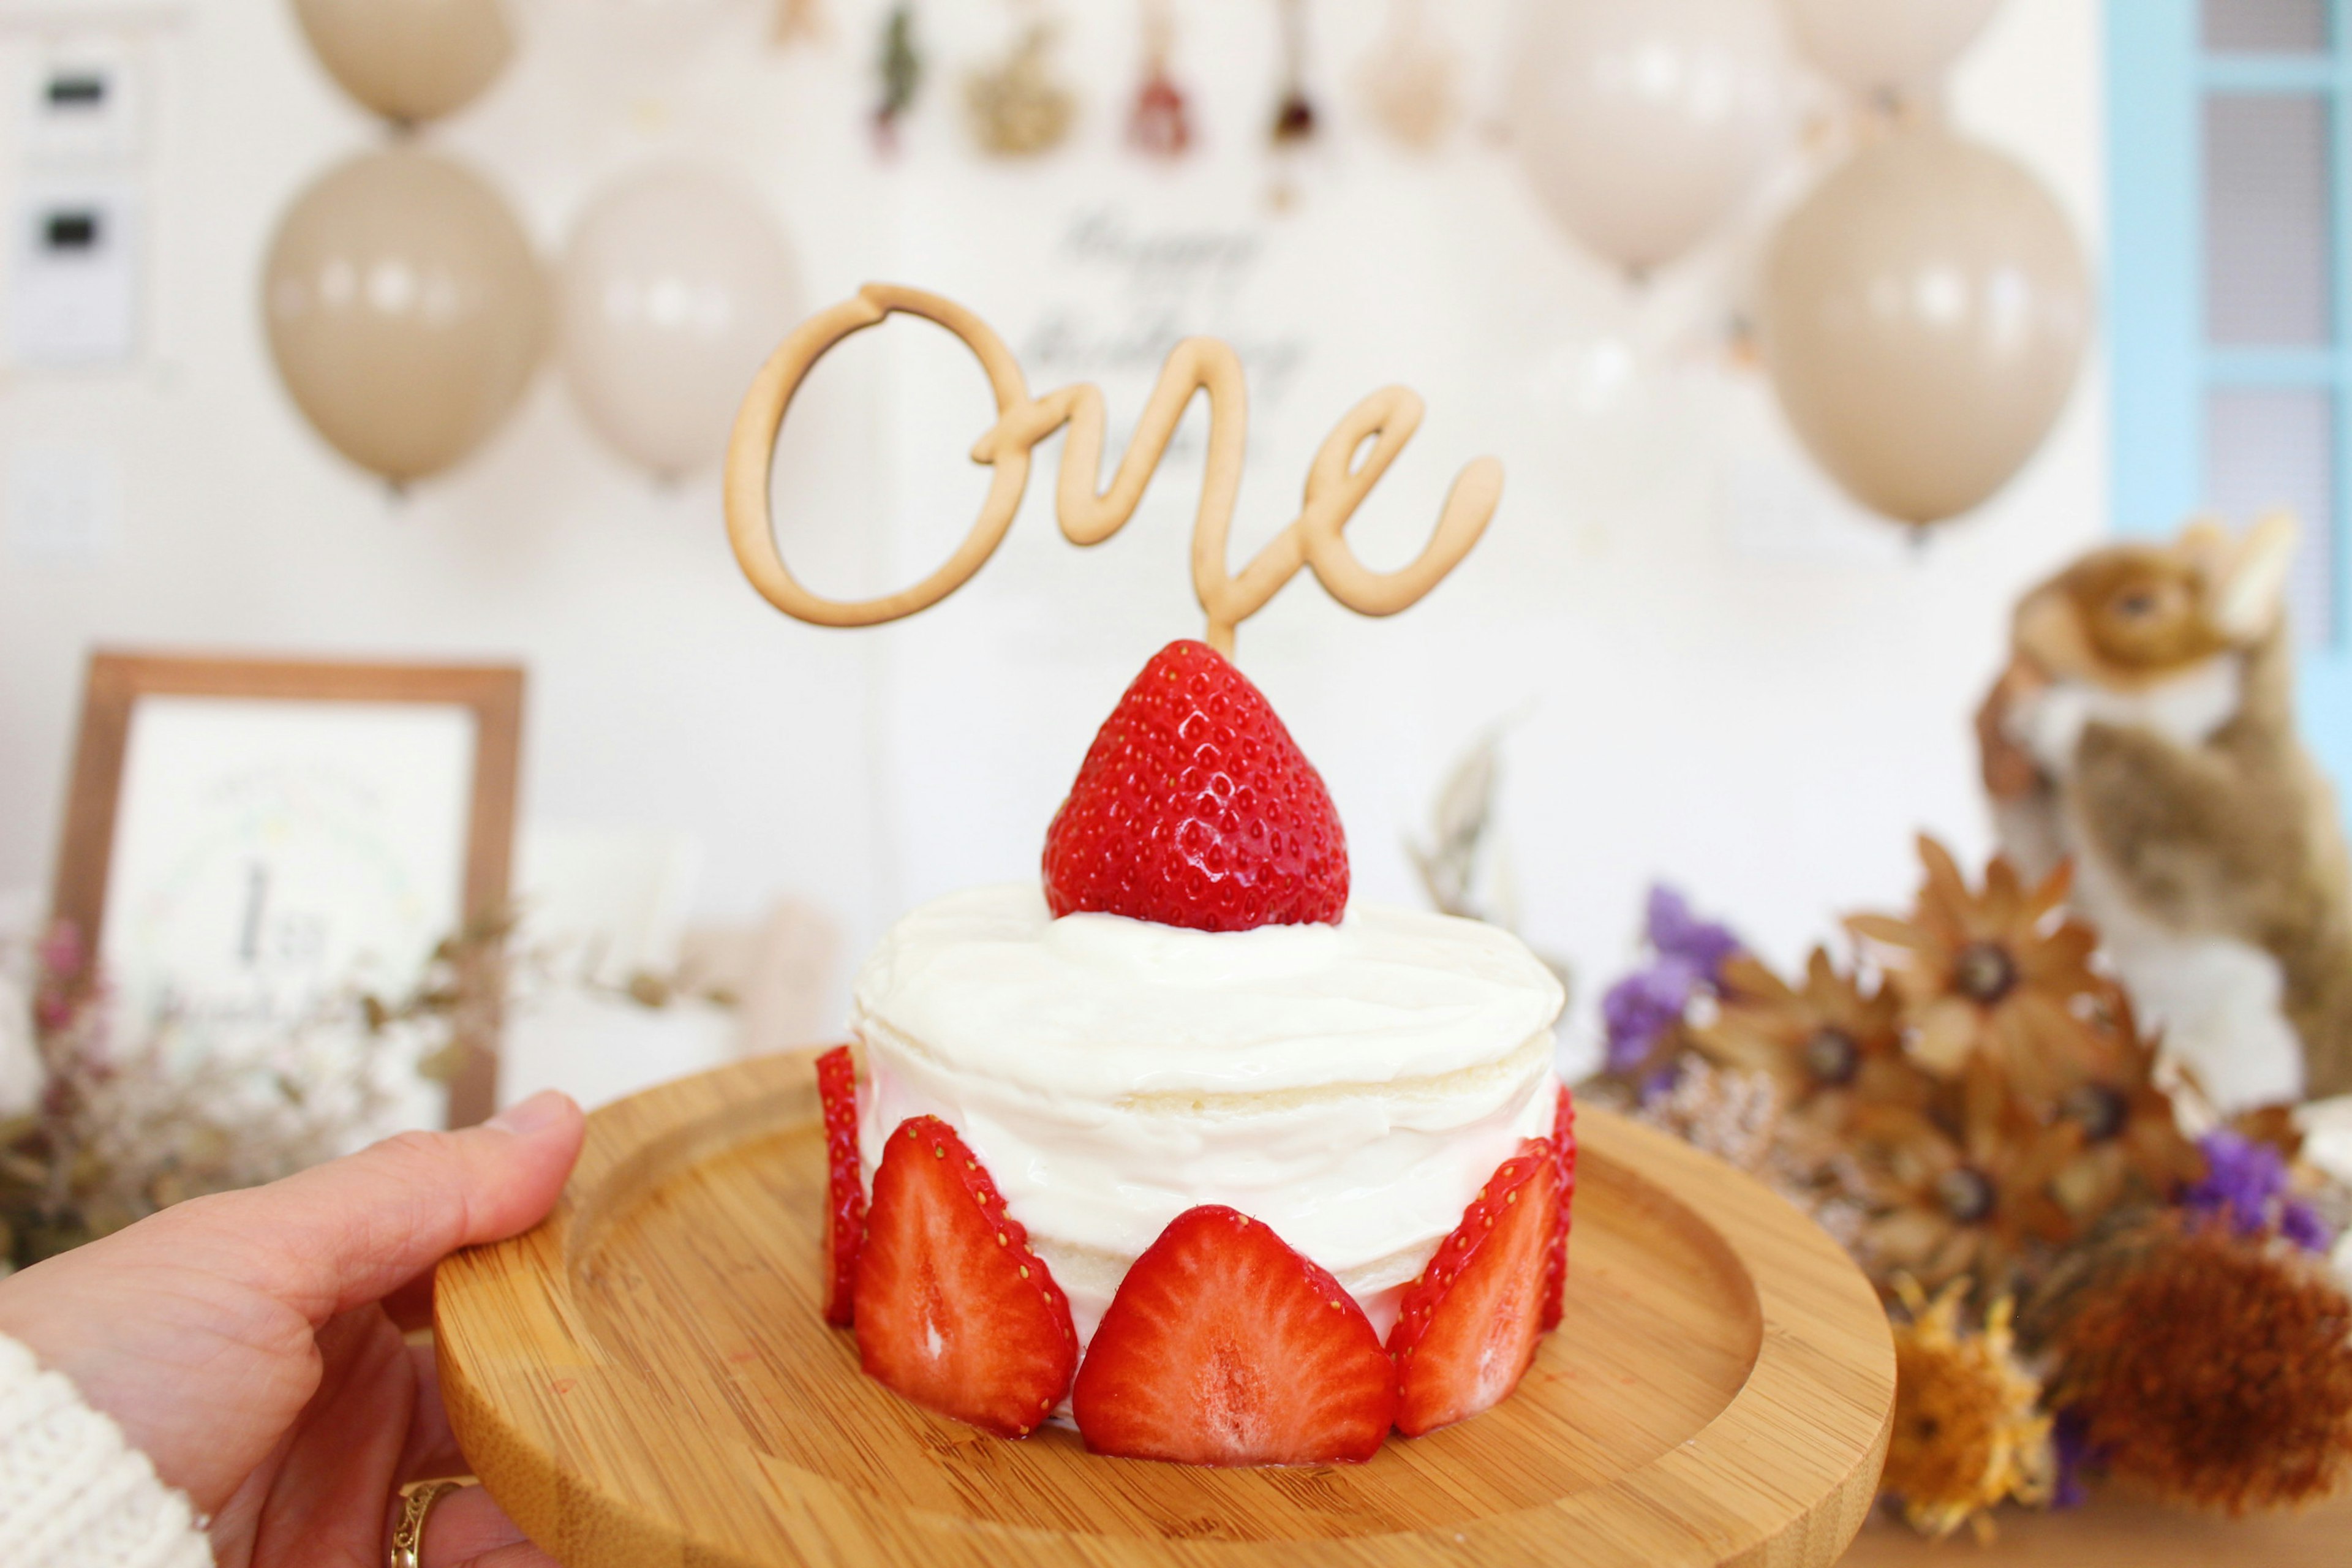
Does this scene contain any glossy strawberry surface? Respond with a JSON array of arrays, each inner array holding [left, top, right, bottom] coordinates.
[[815, 1044, 864, 1327], [1042, 639, 1347, 932], [1388, 1137, 1559, 1437], [852, 1115, 1077, 1437], [1072, 1205, 1394, 1465], [1540, 1084, 1577, 1332]]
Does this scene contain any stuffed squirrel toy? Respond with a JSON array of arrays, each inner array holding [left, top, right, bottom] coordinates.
[[1978, 514, 2352, 1111]]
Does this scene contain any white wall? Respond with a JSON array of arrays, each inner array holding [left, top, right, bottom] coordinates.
[[0, 0, 2106, 1052]]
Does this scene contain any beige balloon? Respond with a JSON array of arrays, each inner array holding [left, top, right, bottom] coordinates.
[[1779, 0, 2003, 97], [1758, 127, 2090, 527], [292, 0, 515, 124], [263, 149, 546, 484]]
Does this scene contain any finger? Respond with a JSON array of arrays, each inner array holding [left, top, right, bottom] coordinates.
[[195, 1090, 585, 1324], [421, 1483, 552, 1568], [401, 1339, 469, 1484], [385, 1266, 437, 1333], [252, 1311, 418, 1567], [460, 1547, 565, 1568]]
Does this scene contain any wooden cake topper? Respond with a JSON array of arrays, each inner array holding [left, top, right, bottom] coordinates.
[[723, 283, 1500, 656]]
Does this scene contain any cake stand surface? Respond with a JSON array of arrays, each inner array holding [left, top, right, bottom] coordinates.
[[435, 1050, 1896, 1568]]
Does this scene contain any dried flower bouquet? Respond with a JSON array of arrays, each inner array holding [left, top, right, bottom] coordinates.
[[1590, 839, 2352, 1539]]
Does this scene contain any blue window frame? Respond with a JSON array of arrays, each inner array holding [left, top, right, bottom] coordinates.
[[2109, 0, 2352, 802]]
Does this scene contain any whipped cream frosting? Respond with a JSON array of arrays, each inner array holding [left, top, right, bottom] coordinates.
[[850, 883, 1566, 1349]]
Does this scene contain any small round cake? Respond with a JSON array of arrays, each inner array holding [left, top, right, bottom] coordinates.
[[851, 883, 1566, 1349], [816, 639, 1580, 1465]]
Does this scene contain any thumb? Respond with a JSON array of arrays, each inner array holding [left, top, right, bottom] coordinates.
[[192, 1090, 585, 1323]]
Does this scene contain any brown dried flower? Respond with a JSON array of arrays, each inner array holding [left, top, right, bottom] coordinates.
[[2046, 986, 2205, 1224], [1849, 1060, 2083, 1298], [2036, 1216, 2352, 1513], [1693, 946, 1925, 1127], [1847, 837, 2116, 1103]]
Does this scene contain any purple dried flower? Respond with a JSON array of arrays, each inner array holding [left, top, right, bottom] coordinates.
[[1645, 886, 1740, 978], [2051, 1408, 2097, 1509], [1602, 955, 1703, 1073], [2282, 1198, 2335, 1254], [2182, 1129, 2287, 1235], [2180, 1129, 2334, 1252]]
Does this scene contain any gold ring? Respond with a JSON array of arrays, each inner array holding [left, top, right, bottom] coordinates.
[[388, 1479, 465, 1568]]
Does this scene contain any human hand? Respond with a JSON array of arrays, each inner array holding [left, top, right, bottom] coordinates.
[[0, 1089, 586, 1568]]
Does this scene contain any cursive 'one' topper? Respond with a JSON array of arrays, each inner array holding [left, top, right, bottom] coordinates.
[[723, 283, 1500, 657]]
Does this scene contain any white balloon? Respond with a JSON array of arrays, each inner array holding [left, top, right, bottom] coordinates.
[[1510, 0, 1793, 275], [557, 164, 801, 477], [1779, 0, 2003, 96]]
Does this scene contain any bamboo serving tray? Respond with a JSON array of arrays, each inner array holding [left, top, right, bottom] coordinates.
[[435, 1050, 1896, 1568]]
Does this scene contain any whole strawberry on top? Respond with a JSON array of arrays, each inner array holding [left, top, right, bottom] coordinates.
[[1042, 639, 1348, 932]]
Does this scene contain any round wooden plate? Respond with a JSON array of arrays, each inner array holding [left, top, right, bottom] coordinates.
[[435, 1050, 1896, 1568]]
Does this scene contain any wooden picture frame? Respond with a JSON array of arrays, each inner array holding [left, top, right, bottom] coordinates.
[[50, 651, 526, 1127]]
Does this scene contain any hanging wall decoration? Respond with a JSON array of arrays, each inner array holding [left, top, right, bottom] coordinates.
[[1757, 124, 2089, 529], [557, 163, 802, 478], [771, 0, 829, 46], [964, 3, 1075, 158], [1356, 0, 1461, 152], [1268, 0, 1317, 147], [1128, 0, 1193, 158], [263, 148, 547, 485], [1509, 0, 1791, 277], [290, 0, 515, 127], [873, 1, 923, 151], [1779, 0, 2005, 103]]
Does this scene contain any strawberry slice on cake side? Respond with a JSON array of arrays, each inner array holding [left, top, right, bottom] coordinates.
[[1388, 1137, 1562, 1437], [853, 1115, 1078, 1438], [1542, 1084, 1578, 1332], [1071, 1205, 1396, 1466], [815, 1045, 865, 1327]]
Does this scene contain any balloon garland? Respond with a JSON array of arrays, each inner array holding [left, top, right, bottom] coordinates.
[[1501, 0, 2084, 529], [262, 0, 2079, 526], [270, 1, 809, 485]]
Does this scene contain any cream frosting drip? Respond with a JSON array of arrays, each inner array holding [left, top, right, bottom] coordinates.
[[850, 883, 1566, 1349]]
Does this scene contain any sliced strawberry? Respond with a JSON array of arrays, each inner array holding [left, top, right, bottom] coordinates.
[[1389, 1138, 1559, 1437], [1072, 1205, 1394, 1466], [1042, 639, 1348, 932], [1540, 1084, 1577, 1332], [815, 1045, 864, 1327], [852, 1116, 1076, 1437]]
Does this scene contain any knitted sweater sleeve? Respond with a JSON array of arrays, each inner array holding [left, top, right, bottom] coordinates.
[[0, 1333, 213, 1568]]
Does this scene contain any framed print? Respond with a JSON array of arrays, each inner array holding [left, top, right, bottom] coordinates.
[[50, 652, 524, 1126]]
